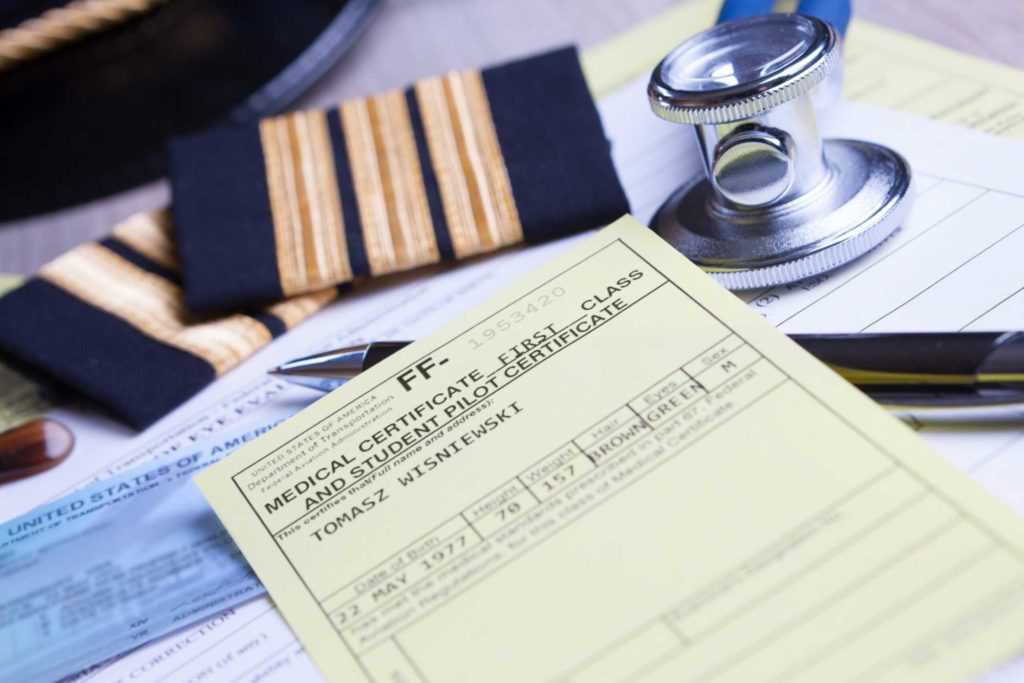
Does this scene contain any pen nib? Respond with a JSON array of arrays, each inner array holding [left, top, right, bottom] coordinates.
[[268, 345, 370, 392]]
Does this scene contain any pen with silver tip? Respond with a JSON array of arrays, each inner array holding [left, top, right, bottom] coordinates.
[[269, 333, 1024, 412]]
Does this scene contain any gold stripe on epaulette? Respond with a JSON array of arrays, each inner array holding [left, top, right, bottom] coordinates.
[[260, 110, 352, 296], [110, 210, 180, 272], [415, 69, 522, 259], [265, 288, 338, 329], [40, 243, 272, 375], [341, 90, 439, 275]]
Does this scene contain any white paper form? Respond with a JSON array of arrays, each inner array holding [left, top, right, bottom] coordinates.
[[62, 598, 321, 683], [603, 75, 1024, 525]]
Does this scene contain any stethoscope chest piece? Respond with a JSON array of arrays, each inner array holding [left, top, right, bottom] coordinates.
[[648, 13, 913, 289]]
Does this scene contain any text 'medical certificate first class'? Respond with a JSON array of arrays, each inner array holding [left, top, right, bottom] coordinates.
[[197, 216, 1024, 683]]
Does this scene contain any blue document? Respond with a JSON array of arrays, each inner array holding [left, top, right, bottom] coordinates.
[[0, 418, 286, 682]]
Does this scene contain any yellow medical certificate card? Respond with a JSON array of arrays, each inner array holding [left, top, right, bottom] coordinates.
[[197, 217, 1024, 683]]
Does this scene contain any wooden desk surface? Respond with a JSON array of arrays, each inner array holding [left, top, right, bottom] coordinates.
[[1, 0, 1021, 275]]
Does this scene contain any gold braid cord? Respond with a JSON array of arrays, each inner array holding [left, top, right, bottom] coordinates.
[[0, 0, 170, 72]]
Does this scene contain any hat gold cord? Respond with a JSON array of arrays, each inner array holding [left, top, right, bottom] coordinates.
[[0, 0, 170, 72]]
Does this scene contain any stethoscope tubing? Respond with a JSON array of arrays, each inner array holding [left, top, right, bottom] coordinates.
[[717, 0, 851, 35]]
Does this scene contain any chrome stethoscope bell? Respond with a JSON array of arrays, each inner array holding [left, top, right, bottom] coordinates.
[[648, 13, 913, 289]]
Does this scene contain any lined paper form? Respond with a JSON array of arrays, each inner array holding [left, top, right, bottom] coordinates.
[[601, 76, 1024, 526], [756, 180, 1024, 334]]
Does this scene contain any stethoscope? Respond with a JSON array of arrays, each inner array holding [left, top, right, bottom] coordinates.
[[648, 12, 913, 289]]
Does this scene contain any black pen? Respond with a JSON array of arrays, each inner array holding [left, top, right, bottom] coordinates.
[[269, 333, 1024, 411]]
